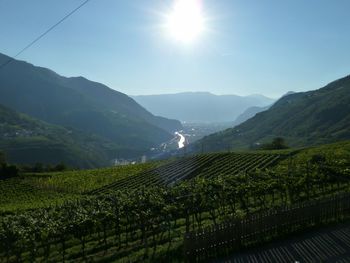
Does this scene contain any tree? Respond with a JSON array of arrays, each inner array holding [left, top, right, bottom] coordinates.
[[260, 137, 289, 150], [33, 163, 44, 173], [0, 152, 5, 164], [53, 163, 67, 172], [0, 163, 19, 177]]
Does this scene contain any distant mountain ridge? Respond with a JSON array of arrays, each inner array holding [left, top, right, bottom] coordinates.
[[0, 53, 182, 162], [191, 74, 350, 152], [132, 92, 275, 123]]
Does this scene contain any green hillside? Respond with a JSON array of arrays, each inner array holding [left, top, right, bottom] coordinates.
[[0, 53, 182, 159], [0, 104, 121, 168], [4, 140, 346, 213], [192, 75, 350, 153], [0, 149, 293, 213], [0, 149, 292, 213]]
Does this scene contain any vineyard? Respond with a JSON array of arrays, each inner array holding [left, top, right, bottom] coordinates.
[[90, 153, 220, 194], [0, 177, 77, 212], [0, 152, 285, 211], [0, 141, 349, 262], [26, 162, 160, 194], [197, 152, 283, 179], [0, 162, 159, 212], [90, 152, 286, 194]]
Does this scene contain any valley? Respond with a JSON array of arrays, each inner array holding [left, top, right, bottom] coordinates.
[[1, 65, 349, 262], [0, 1, 349, 261]]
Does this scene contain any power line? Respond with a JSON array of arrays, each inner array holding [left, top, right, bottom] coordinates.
[[0, 0, 91, 70]]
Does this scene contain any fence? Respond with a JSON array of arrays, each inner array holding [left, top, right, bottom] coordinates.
[[184, 192, 350, 261]]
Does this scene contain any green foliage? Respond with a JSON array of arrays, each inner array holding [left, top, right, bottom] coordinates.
[[0, 152, 19, 178], [278, 141, 350, 167], [25, 162, 160, 195], [20, 162, 69, 173], [91, 154, 221, 194], [0, 142, 349, 261], [1, 153, 349, 261], [0, 152, 5, 164], [0, 162, 160, 212], [260, 137, 289, 150], [0, 177, 78, 212], [0, 163, 19, 178], [91, 152, 285, 195]]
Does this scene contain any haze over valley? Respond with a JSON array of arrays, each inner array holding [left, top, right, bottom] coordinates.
[[132, 92, 275, 123]]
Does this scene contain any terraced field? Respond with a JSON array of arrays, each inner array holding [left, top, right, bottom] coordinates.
[[90, 152, 286, 195], [197, 152, 283, 179]]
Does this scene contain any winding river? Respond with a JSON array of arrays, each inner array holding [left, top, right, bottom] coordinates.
[[174, 132, 186, 149]]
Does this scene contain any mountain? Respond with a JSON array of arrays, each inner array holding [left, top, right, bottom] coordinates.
[[0, 104, 119, 168], [232, 105, 270, 127], [191, 75, 350, 152], [132, 92, 275, 123], [59, 76, 181, 134], [0, 53, 182, 159], [282, 91, 296, 97], [231, 91, 295, 126]]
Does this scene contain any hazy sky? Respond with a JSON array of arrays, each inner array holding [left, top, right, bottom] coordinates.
[[1, 0, 350, 98]]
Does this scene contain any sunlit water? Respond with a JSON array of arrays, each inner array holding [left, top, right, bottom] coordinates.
[[175, 132, 186, 149]]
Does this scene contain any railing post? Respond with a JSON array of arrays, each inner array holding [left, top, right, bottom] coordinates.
[[184, 232, 196, 263], [182, 193, 350, 262], [236, 219, 242, 249]]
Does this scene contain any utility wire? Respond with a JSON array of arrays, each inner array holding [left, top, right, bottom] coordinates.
[[0, 0, 91, 70]]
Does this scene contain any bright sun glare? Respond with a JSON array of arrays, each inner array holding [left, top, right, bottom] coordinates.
[[165, 0, 206, 44]]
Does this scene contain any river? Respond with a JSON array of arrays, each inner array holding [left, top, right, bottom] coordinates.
[[174, 132, 186, 149]]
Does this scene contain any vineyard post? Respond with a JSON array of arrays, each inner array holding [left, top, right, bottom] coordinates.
[[306, 161, 310, 200]]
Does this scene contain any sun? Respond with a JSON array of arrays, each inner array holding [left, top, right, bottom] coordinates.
[[164, 0, 206, 44]]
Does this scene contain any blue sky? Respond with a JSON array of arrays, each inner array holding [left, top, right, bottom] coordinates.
[[0, 0, 350, 98]]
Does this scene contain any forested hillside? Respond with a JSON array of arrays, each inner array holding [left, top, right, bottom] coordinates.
[[192, 75, 350, 153], [0, 104, 120, 168], [0, 53, 182, 159]]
